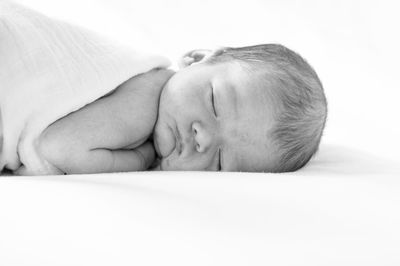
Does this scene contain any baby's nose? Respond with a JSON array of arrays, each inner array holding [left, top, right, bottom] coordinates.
[[191, 121, 215, 153]]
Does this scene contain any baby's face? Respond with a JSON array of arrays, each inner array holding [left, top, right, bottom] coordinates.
[[153, 61, 277, 171]]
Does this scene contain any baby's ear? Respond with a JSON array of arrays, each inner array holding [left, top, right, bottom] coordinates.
[[178, 49, 215, 69]]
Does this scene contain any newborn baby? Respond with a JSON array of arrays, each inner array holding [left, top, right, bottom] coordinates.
[[38, 44, 327, 174]]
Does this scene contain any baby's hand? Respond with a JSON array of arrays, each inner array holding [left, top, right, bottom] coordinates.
[[127, 141, 157, 170], [95, 141, 157, 172]]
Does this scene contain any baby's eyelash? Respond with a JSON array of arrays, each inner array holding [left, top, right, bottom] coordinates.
[[211, 87, 221, 171], [218, 148, 222, 171], [211, 87, 217, 117]]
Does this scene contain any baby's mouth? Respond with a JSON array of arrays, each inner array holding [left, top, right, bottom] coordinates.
[[174, 125, 183, 155]]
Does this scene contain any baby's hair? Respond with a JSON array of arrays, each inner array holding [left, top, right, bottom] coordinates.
[[205, 44, 328, 172]]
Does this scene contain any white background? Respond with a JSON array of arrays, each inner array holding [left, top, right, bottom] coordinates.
[[15, 0, 400, 166]]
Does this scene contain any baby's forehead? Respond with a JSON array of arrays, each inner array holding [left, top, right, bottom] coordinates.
[[224, 69, 273, 105]]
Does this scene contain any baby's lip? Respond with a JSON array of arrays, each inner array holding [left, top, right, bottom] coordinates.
[[174, 125, 183, 155]]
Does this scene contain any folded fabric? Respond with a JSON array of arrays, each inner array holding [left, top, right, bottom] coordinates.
[[0, 1, 171, 175]]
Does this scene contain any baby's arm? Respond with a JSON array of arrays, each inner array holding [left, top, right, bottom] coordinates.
[[39, 68, 174, 174], [45, 140, 156, 174]]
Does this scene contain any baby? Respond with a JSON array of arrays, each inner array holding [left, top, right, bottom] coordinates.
[[38, 44, 327, 174]]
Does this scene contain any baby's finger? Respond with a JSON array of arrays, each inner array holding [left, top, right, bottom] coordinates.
[[134, 141, 156, 170]]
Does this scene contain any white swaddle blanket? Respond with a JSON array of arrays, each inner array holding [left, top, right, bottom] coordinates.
[[0, 1, 171, 175]]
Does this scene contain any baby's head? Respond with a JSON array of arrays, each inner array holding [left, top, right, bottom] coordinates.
[[153, 44, 327, 172]]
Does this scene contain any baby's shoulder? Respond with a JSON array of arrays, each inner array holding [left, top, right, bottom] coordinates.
[[115, 68, 175, 96]]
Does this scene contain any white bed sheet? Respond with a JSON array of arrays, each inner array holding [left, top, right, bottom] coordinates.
[[1, 144, 399, 266]]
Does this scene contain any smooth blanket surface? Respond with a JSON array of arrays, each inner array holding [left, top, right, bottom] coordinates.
[[0, 1, 170, 175]]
